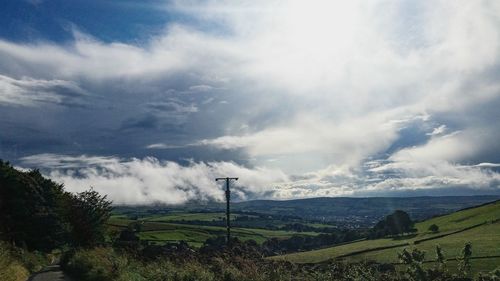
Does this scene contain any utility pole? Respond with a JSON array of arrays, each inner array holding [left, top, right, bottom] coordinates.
[[215, 177, 238, 244]]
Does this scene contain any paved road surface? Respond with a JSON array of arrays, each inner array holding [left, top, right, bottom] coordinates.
[[29, 264, 73, 281]]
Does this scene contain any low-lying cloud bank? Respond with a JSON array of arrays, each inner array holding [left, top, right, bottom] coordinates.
[[19, 153, 500, 205], [20, 154, 288, 205]]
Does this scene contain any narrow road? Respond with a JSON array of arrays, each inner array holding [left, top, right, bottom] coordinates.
[[29, 264, 73, 281]]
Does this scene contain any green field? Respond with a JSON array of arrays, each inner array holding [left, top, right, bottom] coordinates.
[[415, 201, 500, 233], [109, 215, 318, 247], [271, 200, 500, 274], [146, 212, 248, 222], [117, 211, 329, 229], [348, 222, 500, 263]]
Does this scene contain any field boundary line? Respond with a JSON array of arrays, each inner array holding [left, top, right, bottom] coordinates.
[[413, 222, 486, 244], [391, 255, 500, 265], [414, 219, 500, 245], [337, 220, 499, 260], [334, 242, 411, 259]]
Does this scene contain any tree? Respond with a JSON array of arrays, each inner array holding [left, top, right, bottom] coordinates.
[[65, 188, 112, 247], [370, 210, 415, 238], [115, 228, 140, 249], [0, 160, 113, 251], [0, 161, 70, 251], [428, 224, 439, 233]]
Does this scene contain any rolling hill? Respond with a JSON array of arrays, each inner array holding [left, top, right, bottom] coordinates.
[[232, 196, 500, 224], [271, 199, 500, 274], [116, 195, 500, 228]]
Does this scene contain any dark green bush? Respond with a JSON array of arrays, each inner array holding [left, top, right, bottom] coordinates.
[[0, 161, 70, 251], [0, 161, 113, 251]]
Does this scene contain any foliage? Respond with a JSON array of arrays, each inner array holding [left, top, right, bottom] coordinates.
[[61, 241, 497, 281], [458, 242, 473, 277], [396, 244, 481, 281], [0, 160, 70, 251], [429, 224, 440, 233], [66, 188, 113, 248], [370, 210, 416, 238], [477, 268, 500, 281], [399, 248, 427, 281], [62, 246, 260, 281], [435, 244, 446, 271], [0, 241, 49, 281], [0, 242, 29, 281], [0, 160, 112, 252]]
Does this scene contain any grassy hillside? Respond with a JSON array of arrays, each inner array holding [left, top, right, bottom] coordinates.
[[109, 217, 318, 247], [416, 201, 500, 233], [272, 200, 500, 275]]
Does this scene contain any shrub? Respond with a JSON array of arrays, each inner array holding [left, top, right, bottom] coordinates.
[[398, 248, 427, 281], [65, 189, 113, 248], [62, 247, 219, 281], [0, 242, 49, 281], [62, 247, 125, 281], [429, 224, 439, 233], [435, 244, 446, 272], [477, 267, 500, 281], [0, 161, 71, 251], [458, 242, 472, 277], [0, 243, 29, 281]]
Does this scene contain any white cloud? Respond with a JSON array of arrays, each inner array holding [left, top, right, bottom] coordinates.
[[475, 163, 500, 168], [0, 26, 237, 81], [20, 154, 288, 205], [390, 131, 482, 163], [365, 160, 500, 193], [0, 74, 87, 107], [2, 0, 500, 198], [198, 112, 401, 167], [427, 125, 447, 136], [18, 152, 500, 203], [146, 143, 186, 149]]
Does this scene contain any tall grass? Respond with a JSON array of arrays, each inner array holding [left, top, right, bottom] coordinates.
[[61, 247, 303, 281], [0, 242, 49, 281], [61, 246, 406, 281], [61, 245, 500, 281]]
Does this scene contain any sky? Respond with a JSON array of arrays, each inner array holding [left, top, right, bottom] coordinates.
[[1, 0, 500, 204]]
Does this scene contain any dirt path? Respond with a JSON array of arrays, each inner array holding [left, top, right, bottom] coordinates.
[[28, 264, 73, 281]]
